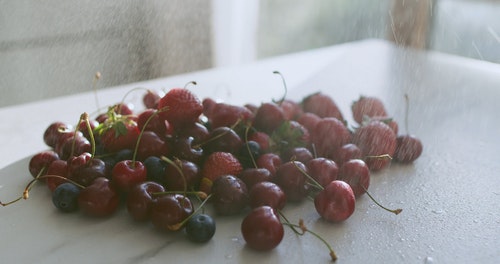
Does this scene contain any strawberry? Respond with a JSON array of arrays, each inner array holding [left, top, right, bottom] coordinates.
[[199, 152, 243, 194], [352, 120, 396, 171], [95, 108, 140, 153], [301, 92, 343, 120], [157, 88, 203, 129], [351, 96, 388, 124]]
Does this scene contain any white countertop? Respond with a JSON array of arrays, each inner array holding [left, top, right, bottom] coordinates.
[[1, 39, 499, 264]]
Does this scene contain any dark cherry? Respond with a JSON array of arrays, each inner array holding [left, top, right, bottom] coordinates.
[[238, 167, 273, 189], [332, 143, 363, 167], [241, 206, 284, 251], [28, 150, 59, 178], [137, 109, 166, 136], [203, 126, 243, 154], [68, 155, 107, 187], [306, 157, 339, 188], [78, 177, 120, 217], [143, 89, 162, 109], [314, 180, 355, 222], [171, 136, 204, 163], [57, 133, 91, 160], [275, 161, 309, 202], [150, 194, 193, 232], [46, 159, 69, 192], [163, 159, 201, 192], [281, 147, 313, 164], [211, 175, 249, 216], [113, 103, 134, 115], [111, 160, 147, 193], [338, 159, 370, 197], [249, 181, 286, 210], [43, 122, 72, 148], [256, 153, 282, 177], [248, 131, 270, 152], [135, 131, 169, 161], [126, 181, 165, 221], [175, 122, 210, 144]]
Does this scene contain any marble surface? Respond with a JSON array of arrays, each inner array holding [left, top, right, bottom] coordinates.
[[1, 39, 499, 263]]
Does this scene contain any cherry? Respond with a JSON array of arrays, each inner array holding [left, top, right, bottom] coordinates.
[[306, 157, 339, 188], [171, 136, 204, 163], [137, 109, 166, 136], [78, 177, 120, 217], [150, 194, 193, 232], [211, 175, 249, 216], [241, 206, 284, 251], [281, 147, 313, 164], [126, 181, 165, 221], [143, 89, 161, 109], [248, 181, 286, 210], [332, 143, 362, 167], [255, 153, 282, 177], [238, 167, 274, 189], [275, 161, 309, 202], [253, 102, 286, 134], [68, 154, 107, 187], [57, 134, 91, 160], [247, 131, 270, 152], [394, 135, 423, 163], [111, 160, 147, 193], [43, 121, 72, 148], [163, 158, 201, 192], [314, 180, 355, 222], [52, 182, 81, 213], [135, 131, 169, 161], [312, 117, 351, 159], [338, 159, 370, 197], [203, 126, 243, 154], [353, 120, 396, 171], [28, 150, 59, 179], [185, 214, 216, 243], [46, 159, 69, 192]]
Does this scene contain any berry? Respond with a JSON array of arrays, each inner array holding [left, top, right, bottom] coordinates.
[[199, 152, 243, 194], [351, 96, 388, 124], [338, 159, 370, 197], [52, 183, 81, 213], [150, 194, 193, 232], [78, 177, 120, 217], [394, 135, 423, 163], [211, 175, 249, 216], [301, 92, 343, 120], [352, 120, 397, 171], [185, 214, 216, 243], [157, 88, 203, 128], [126, 181, 165, 221], [314, 180, 355, 222], [248, 181, 286, 210], [312, 117, 351, 158]]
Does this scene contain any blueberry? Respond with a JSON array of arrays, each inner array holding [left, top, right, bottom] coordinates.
[[185, 214, 216, 243], [52, 183, 80, 213], [238, 141, 261, 168], [143, 156, 167, 185]]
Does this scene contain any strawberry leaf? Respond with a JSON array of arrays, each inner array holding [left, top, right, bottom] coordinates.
[[114, 122, 128, 137]]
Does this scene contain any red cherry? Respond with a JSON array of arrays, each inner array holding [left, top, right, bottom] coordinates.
[[249, 181, 286, 210], [43, 122, 72, 148], [241, 206, 284, 251], [150, 194, 193, 232], [126, 181, 165, 221], [394, 135, 423, 163], [314, 180, 355, 222], [28, 150, 59, 178], [338, 159, 370, 197], [78, 177, 120, 217], [111, 160, 147, 193], [275, 161, 309, 202], [306, 157, 339, 188]]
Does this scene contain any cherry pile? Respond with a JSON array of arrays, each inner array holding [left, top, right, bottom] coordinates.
[[3, 75, 423, 262]]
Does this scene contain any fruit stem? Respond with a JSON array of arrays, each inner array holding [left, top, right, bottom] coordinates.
[[404, 93, 410, 134], [244, 125, 258, 168], [280, 214, 337, 262], [272, 71, 288, 106], [160, 156, 188, 195], [362, 186, 402, 215], [291, 159, 324, 191], [81, 112, 96, 158], [131, 107, 168, 167], [92, 71, 101, 112], [193, 118, 242, 149], [184, 81, 197, 89]]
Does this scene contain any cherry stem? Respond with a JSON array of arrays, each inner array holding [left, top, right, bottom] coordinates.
[[278, 212, 337, 262], [361, 186, 402, 215], [118, 86, 153, 113], [404, 93, 410, 134], [291, 158, 324, 191], [131, 106, 169, 167], [92, 71, 101, 112], [272, 71, 288, 106], [70, 114, 86, 158], [244, 124, 258, 168], [184, 81, 197, 89], [160, 156, 188, 195], [167, 193, 212, 231], [81, 112, 96, 158], [1, 169, 85, 207], [364, 154, 393, 161]]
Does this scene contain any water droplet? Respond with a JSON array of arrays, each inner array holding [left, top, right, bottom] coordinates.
[[431, 209, 445, 214], [231, 237, 239, 242], [424, 256, 435, 263], [399, 237, 406, 242], [473, 219, 479, 223], [225, 254, 233, 259]]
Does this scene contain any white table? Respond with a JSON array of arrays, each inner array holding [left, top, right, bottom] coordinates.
[[1, 39, 499, 263]]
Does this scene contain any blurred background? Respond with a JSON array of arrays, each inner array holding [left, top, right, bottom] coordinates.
[[1, 0, 499, 107]]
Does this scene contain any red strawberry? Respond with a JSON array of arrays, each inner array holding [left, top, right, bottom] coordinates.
[[157, 88, 203, 129], [199, 152, 243, 194], [351, 96, 388, 124], [301, 92, 343, 120], [95, 110, 141, 153], [352, 120, 396, 171]]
